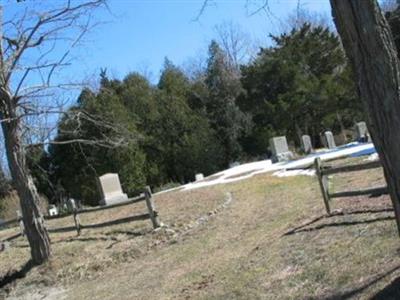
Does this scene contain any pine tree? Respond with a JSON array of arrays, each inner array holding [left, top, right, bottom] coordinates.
[[205, 41, 251, 165], [239, 24, 362, 154]]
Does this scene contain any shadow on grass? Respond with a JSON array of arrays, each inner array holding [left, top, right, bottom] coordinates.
[[311, 264, 400, 300], [371, 275, 400, 299], [11, 229, 148, 250], [0, 260, 34, 289], [283, 208, 394, 236], [56, 236, 119, 244], [104, 229, 148, 237], [1, 232, 21, 242]]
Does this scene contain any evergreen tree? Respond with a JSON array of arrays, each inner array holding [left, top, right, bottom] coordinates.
[[205, 41, 251, 165], [156, 59, 223, 181], [49, 84, 146, 205], [239, 24, 362, 154]]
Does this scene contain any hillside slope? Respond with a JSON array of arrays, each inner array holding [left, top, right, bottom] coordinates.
[[1, 156, 399, 299]]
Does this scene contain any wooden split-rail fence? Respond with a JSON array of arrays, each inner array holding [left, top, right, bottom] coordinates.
[[314, 157, 388, 214], [0, 186, 160, 240]]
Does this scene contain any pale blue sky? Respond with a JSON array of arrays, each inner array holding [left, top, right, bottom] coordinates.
[[58, 0, 332, 83], [2, 0, 333, 86]]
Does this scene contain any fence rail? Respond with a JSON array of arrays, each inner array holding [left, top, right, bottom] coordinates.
[[0, 218, 18, 228], [322, 160, 381, 176], [0, 186, 161, 240], [314, 157, 387, 214]]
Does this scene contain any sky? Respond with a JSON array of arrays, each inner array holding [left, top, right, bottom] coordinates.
[[0, 0, 334, 125], [1, 0, 332, 86], [87, 0, 332, 82]]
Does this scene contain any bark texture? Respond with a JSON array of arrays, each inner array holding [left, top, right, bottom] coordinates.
[[330, 0, 400, 234], [1, 106, 51, 264]]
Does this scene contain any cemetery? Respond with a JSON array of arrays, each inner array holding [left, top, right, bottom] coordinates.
[[1, 136, 396, 299], [0, 121, 376, 236], [0, 179, 160, 239], [2, 121, 396, 300], [2, 1, 400, 299]]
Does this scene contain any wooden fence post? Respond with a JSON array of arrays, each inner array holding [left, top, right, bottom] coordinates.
[[16, 210, 25, 236], [69, 199, 81, 236], [144, 186, 161, 229], [314, 157, 331, 215]]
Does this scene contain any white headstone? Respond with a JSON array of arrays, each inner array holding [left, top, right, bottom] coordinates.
[[301, 135, 314, 154], [98, 173, 128, 206], [68, 198, 76, 211], [355, 121, 369, 142], [324, 131, 336, 149], [195, 173, 204, 181], [269, 136, 294, 163], [48, 205, 58, 216]]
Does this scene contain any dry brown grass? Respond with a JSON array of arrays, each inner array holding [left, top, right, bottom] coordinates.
[[0, 192, 20, 220], [2, 159, 400, 299], [0, 191, 49, 221]]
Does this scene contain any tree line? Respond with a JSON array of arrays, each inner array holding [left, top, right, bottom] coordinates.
[[1, 0, 399, 265], [21, 23, 367, 206]]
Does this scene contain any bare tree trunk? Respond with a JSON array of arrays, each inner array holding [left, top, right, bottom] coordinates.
[[1, 116, 51, 264], [0, 1, 105, 265], [330, 0, 400, 235]]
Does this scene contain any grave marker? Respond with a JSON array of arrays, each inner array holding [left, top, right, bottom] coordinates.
[[301, 135, 314, 154], [269, 136, 294, 163], [355, 121, 369, 142], [98, 173, 128, 206], [324, 131, 336, 149], [48, 205, 58, 217], [195, 173, 204, 181]]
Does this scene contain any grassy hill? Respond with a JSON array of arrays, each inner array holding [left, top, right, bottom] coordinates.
[[1, 157, 399, 299]]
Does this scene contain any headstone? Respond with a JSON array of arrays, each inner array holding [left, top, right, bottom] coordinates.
[[324, 131, 336, 149], [269, 136, 294, 163], [98, 173, 128, 206], [48, 205, 58, 216], [195, 173, 204, 181], [301, 135, 314, 154], [67, 198, 77, 212], [355, 121, 369, 142]]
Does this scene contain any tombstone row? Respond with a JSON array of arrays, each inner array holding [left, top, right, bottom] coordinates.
[[44, 124, 372, 210], [269, 121, 370, 163]]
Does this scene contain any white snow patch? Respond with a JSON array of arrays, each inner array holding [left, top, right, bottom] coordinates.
[[273, 169, 316, 177], [364, 153, 379, 162], [155, 142, 375, 194]]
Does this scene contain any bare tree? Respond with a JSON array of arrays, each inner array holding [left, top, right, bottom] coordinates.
[[330, 0, 400, 235], [0, 1, 107, 264], [182, 49, 208, 81], [214, 21, 255, 71], [285, 6, 332, 31]]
